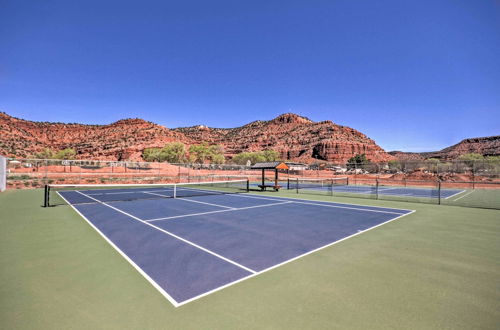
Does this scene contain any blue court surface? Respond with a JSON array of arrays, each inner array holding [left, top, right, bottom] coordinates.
[[294, 184, 465, 199], [58, 189, 415, 307]]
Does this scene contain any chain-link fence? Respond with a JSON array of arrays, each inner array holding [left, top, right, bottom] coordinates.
[[288, 177, 499, 210], [294, 159, 500, 181], [5, 158, 263, 189], [5, 157, 500, 209]]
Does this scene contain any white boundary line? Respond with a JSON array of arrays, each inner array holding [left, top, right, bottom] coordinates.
[[445, 189, 467, 200], [56, 191, 181, 307], [227, 192, 416, 213], [307, 185, 466, 200], [452, 190, 474, 201], [145, 201, 293, 222], [175, 197, 234, 209], [228, 193, 411, 215], [290, 200, 405, 215], [58, 190, 416, 308], [74, 191, 257, 275]]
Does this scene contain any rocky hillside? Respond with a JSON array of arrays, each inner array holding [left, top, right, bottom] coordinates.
[[174, 113, 393, 163], [389, 135, 500, 160], [0, 112, 393, 162], [0, 112, 189, 160]]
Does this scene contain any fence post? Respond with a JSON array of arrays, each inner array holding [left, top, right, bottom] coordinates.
[[438, 181, 441, 205], [44, 159, 49, 185], [44, 184, 49, 207], [472, 161, 475, 189]]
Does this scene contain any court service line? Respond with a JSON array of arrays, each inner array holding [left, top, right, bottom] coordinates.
[[228, 194, 409, 215], [452, 190, 474, 201], [176, 197, 234, 209], [141, 190, 239, 209], [175, 209, 417, 307], [290, 201, 407, 214], [74, 191, 257, 274], [226, 192, 415, 212], [145, 201, 294, 222]]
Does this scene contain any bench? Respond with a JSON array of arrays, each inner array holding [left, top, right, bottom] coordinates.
[[258, 184, 282, 191]]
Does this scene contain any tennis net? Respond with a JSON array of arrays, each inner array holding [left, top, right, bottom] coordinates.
[[44, 179, 250, 207], [287, 177, 349, 195]]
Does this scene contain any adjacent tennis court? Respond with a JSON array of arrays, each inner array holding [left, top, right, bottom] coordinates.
[[50, 181, 414, 307], [288, 178, 464, 199]]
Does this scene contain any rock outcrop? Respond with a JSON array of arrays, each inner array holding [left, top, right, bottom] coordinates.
[[174, 113, 393, 163], [0, 112, 189, 160], [389, 135, 500, 160]]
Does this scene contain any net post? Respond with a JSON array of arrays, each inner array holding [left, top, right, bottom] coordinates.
[[287, 178, 290, 190], [246, 179, 250, 192], [173, 184, 177, 198], [44, 185, 49, 207], [375, 178, 379, 200], [296, 178, 299, 194], [330, 179, 334, 197], [346, 177, 349, 186]]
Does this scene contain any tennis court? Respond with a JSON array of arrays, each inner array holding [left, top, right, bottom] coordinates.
[[50, 181, 414, 307], [288, 178, 464, 199]]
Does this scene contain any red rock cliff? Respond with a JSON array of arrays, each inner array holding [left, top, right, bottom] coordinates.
[[1, 112, 393, 162], [174, 113, 393, 163]]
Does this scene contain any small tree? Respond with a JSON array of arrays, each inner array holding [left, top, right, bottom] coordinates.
[[142, 147, 162, 162], [142, 143, 188, 163], [388, 159, 402, 172], [262, 150, 280, 161], [188, 143, 225, 164], [208, 145, 226, 164], [346, 154, 369, 170], [54, 148, 76, 160], [426, 158, 440, 173], [34, 148, 55, 159], [160, 142, 186, 163], [232, 152, 252, 165], [458, 153, 484, 161], [457, 153, 484, 171]]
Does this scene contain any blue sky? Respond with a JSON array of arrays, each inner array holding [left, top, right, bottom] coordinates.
[[1, 0, 499, 152]]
